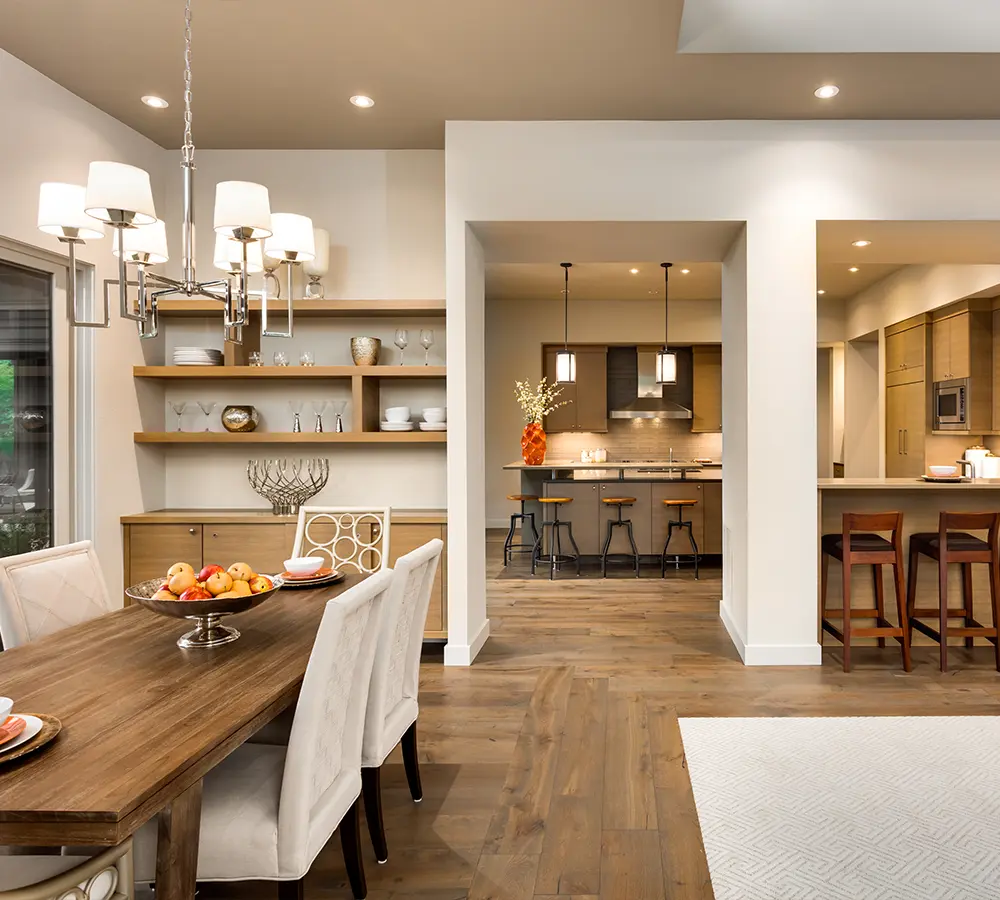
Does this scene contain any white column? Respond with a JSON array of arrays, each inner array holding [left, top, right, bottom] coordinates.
[[721, 219, 821, 665], [444, 223, 490, 665]]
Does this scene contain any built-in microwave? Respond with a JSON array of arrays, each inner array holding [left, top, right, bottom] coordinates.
[[933, 378, 969, 430]]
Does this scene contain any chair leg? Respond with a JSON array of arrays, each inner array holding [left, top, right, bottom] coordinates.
[[939, 558, 949, 673], [503, 514, 517, 567], [962, 563, 975, 649], [361, 766, 388, 864], [402, 720, 423, 802], [990, 557, 1000, 673], [527, 512, 540, 546], [686, 522, 699, 581], [893, 553, 912, 673], [565, 523, 581, 575], [842, 558, 852, 673], [906, 546, 919, 645], [872, 564, 886, 648], [278, 878, 304, 900], [531, 524, 544, 576], [625, 520, 640, 578], [601, 520, 614, 578], [340, 797, 367, 900], [551, 519, 561, 580]]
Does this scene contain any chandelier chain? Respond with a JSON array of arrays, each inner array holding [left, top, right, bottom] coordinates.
[[182, 0, 194, 163]]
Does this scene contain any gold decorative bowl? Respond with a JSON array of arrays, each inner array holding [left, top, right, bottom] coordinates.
[[126, 575, 283, 649], [221, 405, 260, 433], [351, 337, 381, 366]]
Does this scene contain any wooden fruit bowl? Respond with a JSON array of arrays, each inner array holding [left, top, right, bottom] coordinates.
[[126, 575, 284, 649]]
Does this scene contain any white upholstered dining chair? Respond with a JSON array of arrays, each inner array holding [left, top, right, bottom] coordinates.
[[360, 538, 443, 863], [133, 570, 392, 899], [292, 507, 391, 574], [0, 542, 115, 650], [0, 839, 133, 900]]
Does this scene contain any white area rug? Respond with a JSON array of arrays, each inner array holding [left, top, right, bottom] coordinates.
[[679, 717, 1000, 900]]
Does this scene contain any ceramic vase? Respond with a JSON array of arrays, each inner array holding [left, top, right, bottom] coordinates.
[[521, 422, 546, 466]]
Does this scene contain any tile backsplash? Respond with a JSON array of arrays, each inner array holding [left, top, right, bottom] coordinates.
[[547, 418, 723, 461]]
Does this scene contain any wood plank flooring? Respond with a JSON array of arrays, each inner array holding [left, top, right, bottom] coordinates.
[[208, 529, 1000, 900]]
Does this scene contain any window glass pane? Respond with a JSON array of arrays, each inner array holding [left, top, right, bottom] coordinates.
[[0, 262, 52, 555]]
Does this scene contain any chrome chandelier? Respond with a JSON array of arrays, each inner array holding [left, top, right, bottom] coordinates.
[[36, 0, 312, 342]]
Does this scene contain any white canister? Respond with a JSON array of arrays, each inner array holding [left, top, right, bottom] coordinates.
[[981, 455, 1000, 479], [593, 448, 608, 463], [580, 449, 593, 463], [965, 445, 990, 478]]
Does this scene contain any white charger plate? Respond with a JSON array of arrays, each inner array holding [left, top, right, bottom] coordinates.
[[381, 422, 414, 431], [0, 715, 43, 755], [418, 422, 447, 431]]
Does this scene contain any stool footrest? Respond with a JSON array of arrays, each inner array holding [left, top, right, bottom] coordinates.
[[822, 608, 884, 619]]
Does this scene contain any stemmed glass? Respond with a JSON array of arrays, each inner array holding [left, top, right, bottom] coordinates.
[[289, 400, 304, 433], [332, 399, 347, 433], [312, 400, 328, 433], [394, 329, 409, 366], [420, 329, 435, 366], [196, 401, 216, 433], [169, 400, 187, 432]]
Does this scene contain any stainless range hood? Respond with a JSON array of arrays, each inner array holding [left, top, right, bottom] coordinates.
[[609, 349, 693, 420]]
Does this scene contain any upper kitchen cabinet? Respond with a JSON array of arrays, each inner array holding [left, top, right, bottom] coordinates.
[[691, 345, 722, 433], [931, 302, 991, 382], [884, 315, 928, 386], [542, 345, 608, 433]]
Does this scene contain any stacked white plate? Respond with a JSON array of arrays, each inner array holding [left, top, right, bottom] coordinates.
[[173, 347, 224, 366], [418, 422, 446, 431], [381, 421, 415, 432]]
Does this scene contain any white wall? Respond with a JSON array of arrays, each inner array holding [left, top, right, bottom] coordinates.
[[0, 50, 168, 591], [445, 119, 1000, 666]]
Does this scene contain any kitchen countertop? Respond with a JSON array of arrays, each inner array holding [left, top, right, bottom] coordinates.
[[818, 477, 1000, 490], [503, 459, 722, 470], [121, 508, 447, 524]]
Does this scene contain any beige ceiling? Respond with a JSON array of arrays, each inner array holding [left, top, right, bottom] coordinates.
[[6, 0, 1000, 149], [488, 263, 719, 302]]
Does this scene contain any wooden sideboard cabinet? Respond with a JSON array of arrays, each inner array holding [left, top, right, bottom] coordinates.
[[121, 510, 448, 641]]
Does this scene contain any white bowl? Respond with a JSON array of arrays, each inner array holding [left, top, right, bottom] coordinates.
[[0, 698, 13, 722], [423, 408, 447, 423], [384, 406, 410, 423], [283, 557, 324, 577], [928, 465, 958, 477]]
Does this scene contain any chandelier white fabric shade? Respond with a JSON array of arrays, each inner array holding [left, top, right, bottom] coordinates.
[[84, 161, 157, 226], [113, 219, 169, 265], [555, 349, 577, 384], [656, 349, 677, 385], [265, 213, 316, 262], [304, 227, 330, 277], [214, 233, 264, 274], [213, 181, 272, 239], [37, 183, 106, 240]]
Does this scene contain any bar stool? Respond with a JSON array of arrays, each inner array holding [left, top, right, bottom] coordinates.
[[661, 499, 699, 579], [820, 512, 911, 673], [601, 497, 640, 578], [906, 511, 1000, 673], [503, 494, 539, 566], [532, 497, 581, 580]]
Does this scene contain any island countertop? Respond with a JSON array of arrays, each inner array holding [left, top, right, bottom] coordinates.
[[819, 477, 1000, 490], [503, 459, 722, 470]]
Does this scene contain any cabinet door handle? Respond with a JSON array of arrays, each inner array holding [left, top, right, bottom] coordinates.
[[212, 532, 218, 538], [903, 429, 908, 455], [188, 528, 196, 534]]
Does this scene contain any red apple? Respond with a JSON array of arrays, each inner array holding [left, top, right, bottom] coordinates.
[[179, 586, 213, 602], [249, 575, 273, 594], [198, 564, 224, 582]]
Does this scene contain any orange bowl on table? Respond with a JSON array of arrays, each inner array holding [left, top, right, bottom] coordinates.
[[0, 716, 27, 747], [281, 567, 336, 581]]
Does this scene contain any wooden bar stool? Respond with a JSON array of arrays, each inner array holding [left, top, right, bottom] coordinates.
[[820, 511, 911, 673], [660, 499, 699, 579], [906, 511, 1000, 673], [600, 497, 640, 578], [503, 494, 539, 566], [532, 498, 581, 580]]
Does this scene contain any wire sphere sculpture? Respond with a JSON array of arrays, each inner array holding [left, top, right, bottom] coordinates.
[[247, 458, 330, 515]]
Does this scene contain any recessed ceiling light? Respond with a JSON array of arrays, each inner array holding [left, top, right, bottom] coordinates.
[[680, 268, 691, 274], [817, 289, 826, 295], [814, 84, 840, 100], [629, 268, 640, 275], [851, 239, 872, 248], [141, 95, 169, 109], [350, 95, 375, 108], [848, 266, 859, 273]]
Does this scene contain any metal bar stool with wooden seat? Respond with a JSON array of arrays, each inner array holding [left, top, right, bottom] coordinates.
[[532, 497, 581, 580], [906, 511, 1000, 673], [503, 494, 540, 566], [660, 499, 699, 579], [820, 511, 911, 673], [601, 496, 640, 578]]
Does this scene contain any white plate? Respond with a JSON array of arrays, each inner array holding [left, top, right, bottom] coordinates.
[[0, 715, 43, 754], [418, 422, 447, 431], [381, 422, 414, 431]]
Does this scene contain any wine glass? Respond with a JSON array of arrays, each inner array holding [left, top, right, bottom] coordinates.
[[289, 400, 304, 433], [394, 329, 409, 366], [312, 400, 328, 433], [332, 399, 347, 433], [419, 329, 435, 366], [169, 400, 187, 432], [196, 401, 216, 433]]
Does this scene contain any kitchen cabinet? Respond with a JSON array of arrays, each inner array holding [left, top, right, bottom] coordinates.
[[542, 345, 608, 433], [542, 482, 601, 554], [124, 524, 204, 586], [932, 312, 973, 382], [388, 523, 447, 638], [203, 524, 295, 577], [599, 483, 653, 555], [885, 318, 927, 387], [886, 381, 926, 478], [651, 484, 706, 556], [691, 345, 722, 433], [929, 303, 992, 430], [702, 482, 723, 555]]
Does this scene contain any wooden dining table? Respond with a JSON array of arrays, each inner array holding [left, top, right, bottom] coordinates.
[[0, 575, 363, 900]]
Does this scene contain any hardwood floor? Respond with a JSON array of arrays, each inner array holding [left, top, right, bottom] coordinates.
[[211, 529, 1000, 900]]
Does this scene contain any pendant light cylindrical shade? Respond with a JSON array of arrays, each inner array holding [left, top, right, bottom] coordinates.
[[265, 213, 316, 262], [214, 233, 264, 274], [213, 181, 272, 239], [113, 219, 169, 264], [657, 262, 677, 385], [84, 161, 157, 226], [304, 227, 330, 277], [37, 183, 106, 240], [557, 261, 576, 384]]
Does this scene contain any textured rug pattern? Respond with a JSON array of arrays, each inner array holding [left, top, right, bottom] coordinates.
[[679, 716, 1000, 900]]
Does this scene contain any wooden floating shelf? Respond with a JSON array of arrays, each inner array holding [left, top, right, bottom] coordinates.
[[134, 366, 446, 379], [153, 298, 446, 318], [134, 432, 447, 444]]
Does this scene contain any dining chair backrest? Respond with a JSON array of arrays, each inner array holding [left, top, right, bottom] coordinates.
[[276, 569, 391, 874], [293, 506, 391, 574], [0, 541, 114, 650], [363, 538, 443, 767], [0, 838, 132, 897]]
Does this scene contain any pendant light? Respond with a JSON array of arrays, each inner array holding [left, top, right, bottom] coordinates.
[[656, 262, 677, 384], [555, 262, 576, 384]]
